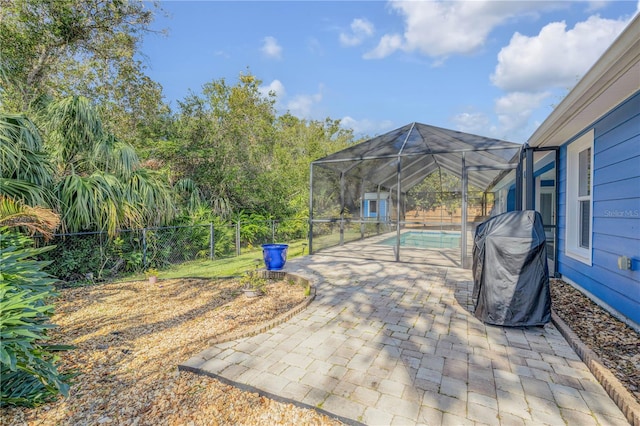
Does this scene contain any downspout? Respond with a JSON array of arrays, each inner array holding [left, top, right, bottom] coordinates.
[[376, 186, 381, 222], [525, 144, 535, 210], [360, 178, 365, 239], [515, 146, 524, 210], [554, 148, 560, 277]]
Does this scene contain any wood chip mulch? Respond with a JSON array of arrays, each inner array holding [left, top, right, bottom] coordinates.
[[1, 278, 343, 426], [550, 279, 640, 404]]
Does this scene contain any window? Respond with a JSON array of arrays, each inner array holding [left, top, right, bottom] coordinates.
[[565, 130, 593, 264], [369, 200, 377, 215]]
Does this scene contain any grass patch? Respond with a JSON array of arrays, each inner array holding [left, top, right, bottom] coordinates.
[[120, 239, 310, 281]]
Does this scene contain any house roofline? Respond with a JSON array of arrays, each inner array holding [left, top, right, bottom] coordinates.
[[528, 13, 640, 148]]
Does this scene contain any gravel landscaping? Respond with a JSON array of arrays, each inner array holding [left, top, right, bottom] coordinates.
[[1, 275, 637, 425]]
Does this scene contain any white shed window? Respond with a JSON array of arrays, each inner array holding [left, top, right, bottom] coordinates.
[[565, 130, 593, 264]]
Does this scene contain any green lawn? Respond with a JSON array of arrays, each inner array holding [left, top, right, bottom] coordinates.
[[122, 239, 310, 281], [120, 230, 376, 282]]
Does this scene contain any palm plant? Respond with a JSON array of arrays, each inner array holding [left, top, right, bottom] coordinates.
[[0, 113, 55, 207], [44, 96, 176, 235]]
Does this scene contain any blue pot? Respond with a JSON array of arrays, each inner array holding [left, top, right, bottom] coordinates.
[[262, 244, 289, 270]]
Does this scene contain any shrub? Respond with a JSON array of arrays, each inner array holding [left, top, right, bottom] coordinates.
[[0, 230, 72, 407]]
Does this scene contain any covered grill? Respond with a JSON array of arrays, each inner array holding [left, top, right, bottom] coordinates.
[[472, 210, 551, 326]]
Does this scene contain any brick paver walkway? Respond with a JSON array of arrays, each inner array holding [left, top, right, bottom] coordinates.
[[180, 255, 628, 425]]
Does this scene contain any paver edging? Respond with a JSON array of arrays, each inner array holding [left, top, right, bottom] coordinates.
[[551, 310, 640, 426], [181, 271, 316, 349]]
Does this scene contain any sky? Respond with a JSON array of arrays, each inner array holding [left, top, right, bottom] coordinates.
[[140, 1, 640, 143]]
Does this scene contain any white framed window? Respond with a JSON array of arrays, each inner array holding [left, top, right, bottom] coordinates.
[[369, 200, 378, 215], [565, 130, 593, 264]]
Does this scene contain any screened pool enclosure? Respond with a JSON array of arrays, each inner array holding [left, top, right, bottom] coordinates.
[[309, 122, 522, 268]]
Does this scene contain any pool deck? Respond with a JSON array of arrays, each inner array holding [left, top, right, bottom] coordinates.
[[313, 230, 470, 268], [180, 254, 629, 425]]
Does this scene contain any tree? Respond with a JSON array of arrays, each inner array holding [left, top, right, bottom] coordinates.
[[1, 96, 176, 236], [0, 0, 165, 145], [272, 114, 354, 216], [44, 96, 176, 234], [160, 72, 357, 219], [407, 170, 462, 214], [161, 72, 279, 216]]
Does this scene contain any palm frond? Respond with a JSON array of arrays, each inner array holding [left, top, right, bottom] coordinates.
[[93, 134, 140, 179], [0, 196, 60, 240], [125, 169, 176, 227], [0, 179, 55, 208], [0, 113, 53, 187], [55, 172, 125, 235], [45, 96, 103, 170], [173, 178, 205, 212]]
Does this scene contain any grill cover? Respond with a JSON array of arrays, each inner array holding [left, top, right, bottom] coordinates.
[[472, 210, 550, 326]]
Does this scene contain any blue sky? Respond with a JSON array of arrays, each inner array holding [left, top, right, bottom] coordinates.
[[141, 1, 639, 143]]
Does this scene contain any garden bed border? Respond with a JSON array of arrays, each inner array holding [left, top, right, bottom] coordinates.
[[179, 270, 315, 349], [552, 311, 640, 426]]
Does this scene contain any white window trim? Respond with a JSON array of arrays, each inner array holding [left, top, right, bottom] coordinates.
[[565, 129, 593, 265]]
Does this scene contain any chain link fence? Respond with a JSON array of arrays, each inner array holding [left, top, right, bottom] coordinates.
[[35, 218, 309, 283]]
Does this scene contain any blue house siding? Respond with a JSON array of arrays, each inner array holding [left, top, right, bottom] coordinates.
[[556, 92, 640, 326]]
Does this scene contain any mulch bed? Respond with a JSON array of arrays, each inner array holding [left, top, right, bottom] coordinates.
[[550, 279, 640, 404], [1, 277, 342, 426]]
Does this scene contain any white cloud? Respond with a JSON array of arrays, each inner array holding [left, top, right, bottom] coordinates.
[[340, 116, 394, 136], [287, 87, 324, 118], [261, 36, 283, 59], [494, 91, 551, 141], [585, 1, 609, 13], [259, 80, 286, 100], [451, 112, 492, 136], [363, 34, 404, 59], [451, 92, 551, 143], [340, 18, 375, 47], [491, 15, 629, 92], [365, 0, 550, 60]]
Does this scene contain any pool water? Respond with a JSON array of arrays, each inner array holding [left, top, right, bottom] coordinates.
[[379, 231, 461, 249]]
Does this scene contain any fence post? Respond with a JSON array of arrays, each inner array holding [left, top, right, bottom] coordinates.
[[236, 221, 241, 256], [142, 227, 147, 269], [209, 223, 214, 260], [272, 220, 276, 243]]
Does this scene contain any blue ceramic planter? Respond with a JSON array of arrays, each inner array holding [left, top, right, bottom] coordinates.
[[262, 244, 289, 270]]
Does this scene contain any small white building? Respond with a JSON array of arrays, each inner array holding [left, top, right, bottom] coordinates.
[[362, 192, 390, 221]]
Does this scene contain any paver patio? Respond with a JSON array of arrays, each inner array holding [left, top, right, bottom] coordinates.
[[180, 254, 629, 425]]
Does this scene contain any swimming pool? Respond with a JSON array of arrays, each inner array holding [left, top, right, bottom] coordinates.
[[378, 231, 461, 249]]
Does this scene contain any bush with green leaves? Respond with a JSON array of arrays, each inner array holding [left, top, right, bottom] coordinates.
[[38, 231, 146, 282], [0, 230, 72, 407], [236, 211, 272, 248]]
